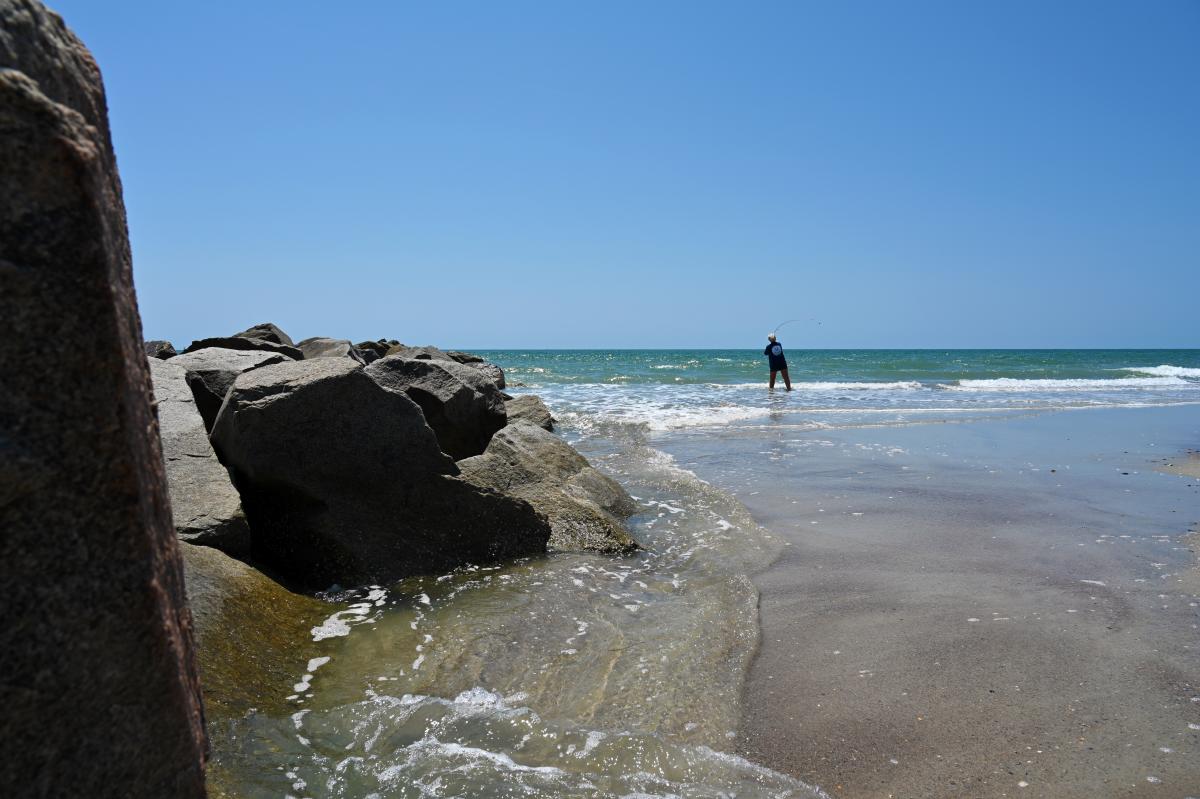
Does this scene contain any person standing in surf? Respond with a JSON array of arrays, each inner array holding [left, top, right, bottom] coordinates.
[[764, 333, 792, 390]]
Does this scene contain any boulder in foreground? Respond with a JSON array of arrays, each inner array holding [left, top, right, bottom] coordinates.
[[365, 355, 507, 460], [0, 2, 207, 793], [210, 358, 550, 589], [459, 422, 639, 553], [150, 359, 251, 555]]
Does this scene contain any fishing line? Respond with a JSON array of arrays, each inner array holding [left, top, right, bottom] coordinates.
[[772, 318, 821, 335]]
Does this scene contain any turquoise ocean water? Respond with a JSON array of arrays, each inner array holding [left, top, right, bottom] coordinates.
[[480, 349, 1200, 431]]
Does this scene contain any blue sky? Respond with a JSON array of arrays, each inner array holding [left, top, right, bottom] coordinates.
[[52, 1, 1199, 349]]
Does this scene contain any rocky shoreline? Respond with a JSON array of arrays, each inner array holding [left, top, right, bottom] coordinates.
[[1, 4, 647, 792], [148, 323, 642, 717]]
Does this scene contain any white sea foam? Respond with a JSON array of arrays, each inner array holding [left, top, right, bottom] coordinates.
[[794, 381, 924, 391], [423, 738, 567, 775], [640, 405, 773, 430], [946, 376, 1192, 391], [705, 381, 923, 391], [312, 608, 371, 641], [1121, 365, 1200, 378], [277, 687, 826, 796]]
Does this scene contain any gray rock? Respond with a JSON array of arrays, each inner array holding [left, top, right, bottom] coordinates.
[[184, 334, 303, 360], [234, 321, 294, 347], [447, 350, 485, 364], [458, 422, 638, 553], [210, 358, 550, 589], [144, 339, 177, 359], [0, 3, 207, 794], [505, 394, 554, 431], [473, 361, 506, 390], [169, 346, 293, 431], [353, 340, 390, 364], [298, 336, 367, 364], [365, 355, 507, 460], [150, 360, 251, 555], [445, 350, 506, 389], [384, 343, 455, 361]]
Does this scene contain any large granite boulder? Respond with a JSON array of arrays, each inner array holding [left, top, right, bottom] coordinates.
[[448, 350, 506, 389], [505, 394, 554, 431], [234, 321, 293, 347], [181, 542, 332, 720], [447, 350, 485, 364], [150, 359, 251, 555], [170, 346, 293, 431], [458, 422, 639, 553], [384, 343, 455, 361], [183, 334, 302, 360], [0, 2, 207, 794], [473, 361, 506, 389], [210, 358, 550, 589], [298, 336, 367, 364], [145, 339, 177, 359], [365, 355, 507, 460]]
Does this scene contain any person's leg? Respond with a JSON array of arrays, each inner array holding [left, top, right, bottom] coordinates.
[[769, 370, 777, 389], [782, 368, 792, 390]]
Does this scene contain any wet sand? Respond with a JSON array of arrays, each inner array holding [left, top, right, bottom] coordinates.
[[1159, 450, 1200, 480], [667, 406, 1200, 798]]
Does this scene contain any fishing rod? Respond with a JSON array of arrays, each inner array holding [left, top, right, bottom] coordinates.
[[771, 318, 821, 336]]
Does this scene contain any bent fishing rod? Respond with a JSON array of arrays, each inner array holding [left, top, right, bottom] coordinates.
[[771, 318, 821, 336]]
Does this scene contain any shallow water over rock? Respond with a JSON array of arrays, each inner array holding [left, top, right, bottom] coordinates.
[[206, 421, 824, 798]]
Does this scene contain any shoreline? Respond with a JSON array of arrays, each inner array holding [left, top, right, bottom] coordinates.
[[660, 404, 1200, 798]]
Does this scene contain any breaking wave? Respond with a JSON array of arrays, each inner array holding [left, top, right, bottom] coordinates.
[[1119, 365, 1200, 379], [223, 687, 824, 798], [945, 376, 1192, 391]]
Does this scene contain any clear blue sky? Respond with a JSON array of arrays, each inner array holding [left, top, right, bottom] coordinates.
[[51, 0, 1199, 349]]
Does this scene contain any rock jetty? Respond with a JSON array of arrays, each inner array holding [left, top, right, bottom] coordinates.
[[3, 5, 640, 795], [208, 356, 551, 588], [147, 324, 639, 582]]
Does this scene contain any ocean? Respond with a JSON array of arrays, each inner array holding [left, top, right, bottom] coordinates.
[[209, 350, 1199, 798], [486, 349, 1200, 431]]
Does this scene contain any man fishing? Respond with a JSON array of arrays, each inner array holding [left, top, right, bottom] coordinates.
[[764, 333, 792, 390]]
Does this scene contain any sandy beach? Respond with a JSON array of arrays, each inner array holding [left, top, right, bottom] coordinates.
[[667, 406, 1200, 798], [1161, 451, 1200, 480]]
